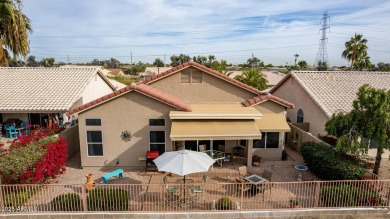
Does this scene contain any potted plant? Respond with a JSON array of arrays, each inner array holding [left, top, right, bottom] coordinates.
[[290, 198, 299, 208], [281, 149, 288, 161], [252, 155, 261, 167]]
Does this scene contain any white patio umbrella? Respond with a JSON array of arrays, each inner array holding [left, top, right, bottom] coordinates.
[[153, 149, 215, 182]]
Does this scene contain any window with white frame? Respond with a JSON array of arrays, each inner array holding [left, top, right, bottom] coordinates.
[[253, 132, 280, 149], [150, 131, 165, 155], [87, 131, 103, 156]]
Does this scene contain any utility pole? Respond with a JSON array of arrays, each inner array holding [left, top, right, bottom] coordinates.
[[130, 52, 133, 65], [67, 55, 70, 64], [164, 53, 166, 65], [314, 10, 330, 67]]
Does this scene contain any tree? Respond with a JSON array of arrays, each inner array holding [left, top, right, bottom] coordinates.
[[297, 60, 308, 70], [214, 60, 233, 76], [342, 33, 369, 71], [153, 58, 164, 67], [108, 58, 121, 68], [294, 54, 299, 66], [8, 58, 24, 67], [317, 61, 328, 71], [130, 61, 146, 75], [193, 55, 207, 65], [170, 54, 191, 67], [246, 56, 263, 68], [40, 57, 55, 67], [377, 62, 390, 71], [26, 55, 38, 67], [234, 68, 268, 90], [208, 55, 215, 69], [354, 55, 371, 71], [325, 85, 390, 175], [0, 0, 32, 66]]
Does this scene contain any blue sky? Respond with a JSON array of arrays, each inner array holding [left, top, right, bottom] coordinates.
[[22, 0, 390, 66]]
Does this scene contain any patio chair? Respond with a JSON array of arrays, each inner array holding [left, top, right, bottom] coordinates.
[[238, 166, 252, 179], [262, 169, 273, 181], [163, 176, 179, 202], [235, 178, 251, 196], [261, 169, 273, 196], [5, 126, 17, 138], [191, 176, 207, 201], [218, 144, 225, 152]]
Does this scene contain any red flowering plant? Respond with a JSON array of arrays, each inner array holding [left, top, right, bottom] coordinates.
[[0, 131, 68, 184]]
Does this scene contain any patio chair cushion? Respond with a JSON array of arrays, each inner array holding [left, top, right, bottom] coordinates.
[[262, 169, 273, 181]]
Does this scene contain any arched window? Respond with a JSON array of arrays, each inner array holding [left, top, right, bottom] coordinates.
[[297, 109, 304, 123]]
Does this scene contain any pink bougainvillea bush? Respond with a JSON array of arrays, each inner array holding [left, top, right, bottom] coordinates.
[[0, 130, 68, 184]]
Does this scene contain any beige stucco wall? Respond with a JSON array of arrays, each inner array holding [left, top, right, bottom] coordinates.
[[252, 101, 287, 158], [149, 67, 256, 103], [78, 91, 175, 168], [271, 76, 329, 137]]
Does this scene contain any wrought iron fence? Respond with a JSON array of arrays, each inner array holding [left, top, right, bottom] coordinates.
[[1, 180, 390, 213]]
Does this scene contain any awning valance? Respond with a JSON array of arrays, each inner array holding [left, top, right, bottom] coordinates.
[[255, 113, 290, 132], [170, 103, 262, 119], [170, 120, 262, 141]]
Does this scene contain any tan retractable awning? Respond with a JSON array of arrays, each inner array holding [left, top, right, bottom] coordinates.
[[255, 113, 291, 132], [170, 120, 262, 141]]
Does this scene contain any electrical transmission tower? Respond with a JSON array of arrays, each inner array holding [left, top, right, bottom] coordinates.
[[314, 10, 330, 67]]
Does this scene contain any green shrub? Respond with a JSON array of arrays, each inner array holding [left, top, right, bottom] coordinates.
[[3, 188, 37, 208], [321, 184, 384, 207], [300, 142, 365, 180], [51, 193, 82, 211], [216, 196, 233, 210], [87, 188, 128, 211]]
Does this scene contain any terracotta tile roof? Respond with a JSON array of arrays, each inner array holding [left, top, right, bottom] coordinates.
[[138, 61, 263, 95], [67, 83, 191, 116], [0, 67, 115, 112], [242, 93, 294, 109], [270, 71, 390, 117]]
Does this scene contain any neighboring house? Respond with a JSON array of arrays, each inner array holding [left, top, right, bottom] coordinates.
[[106, 68, 125, 77], [0, 67, 116, 127], [59, 65, 111, 75], [270, 71, 390, 137], [67, 61, 293, 169], [141, 67, 173, 79]]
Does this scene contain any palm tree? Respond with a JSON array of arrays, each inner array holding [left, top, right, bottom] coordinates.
[[354, 55, 371, 71], [297, 60, 308, 70], [342, 33, 368, 71], [0, 0, 32, 66], [294, 54, 299, 66], [234, 68, 268, 91], [208, 55, 215, 69]]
